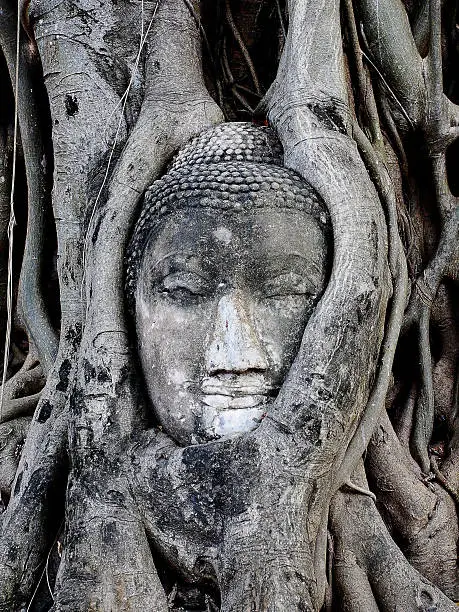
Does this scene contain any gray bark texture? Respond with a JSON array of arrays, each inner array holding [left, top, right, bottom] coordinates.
[[0, 0, 458, 610]]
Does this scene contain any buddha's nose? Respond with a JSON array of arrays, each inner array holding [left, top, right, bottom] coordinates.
[[205, 292, 268, 375]]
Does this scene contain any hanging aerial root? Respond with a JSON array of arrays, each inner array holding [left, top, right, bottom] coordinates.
[[398, 0, 459, 472], [348, 0, 459, 474], [0, 0, 58, 376], [0, 122, 13, 346], [341, 43, 458, 598], [347, 89, 457, 600]]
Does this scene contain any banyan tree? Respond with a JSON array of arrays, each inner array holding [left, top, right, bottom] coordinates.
[[0, 0, 458, 610]]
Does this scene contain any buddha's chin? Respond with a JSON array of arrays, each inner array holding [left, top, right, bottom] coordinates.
[[196, 403, 267, 442]]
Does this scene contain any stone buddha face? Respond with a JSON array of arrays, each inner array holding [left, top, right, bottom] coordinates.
[[135, 206, 327, 445], [127, 123, 329, 446]]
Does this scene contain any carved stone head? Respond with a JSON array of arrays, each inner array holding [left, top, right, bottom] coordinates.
[[126, 123, 330, 445]]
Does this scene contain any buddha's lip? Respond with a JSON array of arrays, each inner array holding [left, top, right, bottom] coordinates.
[[200, 386, 271, 396], [200, 376, 277, 396], [200, 393, 269, 410]]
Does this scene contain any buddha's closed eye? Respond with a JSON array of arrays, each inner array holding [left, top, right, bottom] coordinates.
[[158, 272, 210, 304], [262, 272, 315, 298], [156, 270, 316, 305]]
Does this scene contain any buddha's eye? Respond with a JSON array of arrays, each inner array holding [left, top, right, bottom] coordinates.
[[157, 271, 210, 304], [262, 273, 314, 305]]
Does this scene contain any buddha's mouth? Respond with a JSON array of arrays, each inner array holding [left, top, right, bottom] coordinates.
[[200, 375, 277, 411]]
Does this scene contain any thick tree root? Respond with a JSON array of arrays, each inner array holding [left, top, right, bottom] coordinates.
[[52, 0, 224, 605], [366, 411, 458, 598], [0, 349, 45, 424], [0, 416, 31, 500], [0, 346, 72, 610], [330, 464, 457, 611]]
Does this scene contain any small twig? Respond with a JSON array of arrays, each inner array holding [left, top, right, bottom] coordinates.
[[224, 0, 262, 96], [276, 0, 287, 39], [323, 532, 334, 612], [205, 595, 219, 612], [232, 86, 255, 113], [234, 83, 262, 99], [408, 0, 459, 472], [45, 535, 55, 602], [431, 455, 459, 505], [167, 582, 177, 609], [221, 35, 255, 113], [221, 35, 234, 85], [344, 479, 377, 501], [25, 564, 47, 612]]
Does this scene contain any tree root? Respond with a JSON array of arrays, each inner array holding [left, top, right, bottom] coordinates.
[[0, 392, 41, 424], [0, 348, 45, 424], [0, 0, 58, 375], [0, 121, 13, 345], [357, 0, 459, 475], [51, 465, 169, 611], [0, 416, 31, 500], [366, 410, 458, 599], [0, 345, 73, 610], [53, 0, 224, 606], [330, 463, 457, 611]]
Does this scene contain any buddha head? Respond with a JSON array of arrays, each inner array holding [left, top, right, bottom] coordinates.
[[126, 123, 330, 446]]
